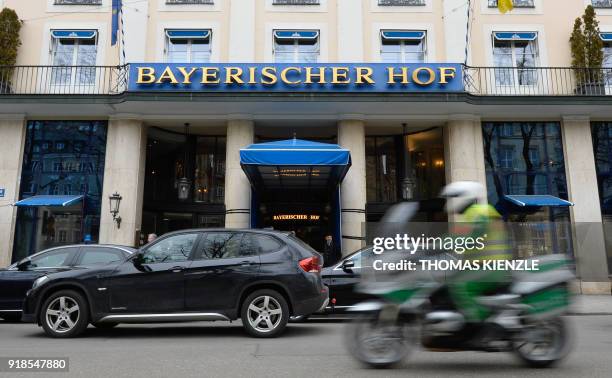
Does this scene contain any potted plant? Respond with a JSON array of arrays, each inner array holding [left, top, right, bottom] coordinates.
[[0, 8, 22, 94], [570, 5, 605, 95]]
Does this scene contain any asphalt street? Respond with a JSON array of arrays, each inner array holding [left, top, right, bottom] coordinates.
[[0, 316, 610, 378]]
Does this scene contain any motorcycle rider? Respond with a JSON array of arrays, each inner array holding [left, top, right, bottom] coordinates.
[[440, 181, 512, 323]]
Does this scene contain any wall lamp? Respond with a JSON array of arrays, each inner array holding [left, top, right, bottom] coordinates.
[[109, 192, 122, 229]]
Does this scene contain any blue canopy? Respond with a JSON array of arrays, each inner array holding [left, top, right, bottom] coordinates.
[[601, 33, 612, 42], [381, 31, 426, 40], [51, 30, 97, 39], [503, 195, 573, 208], [274, 30, 319, 40], [166, 29, 211, 39], [240, 139, 351, 192], [15, 195, 84, 207], [493, 32, 537, 41]]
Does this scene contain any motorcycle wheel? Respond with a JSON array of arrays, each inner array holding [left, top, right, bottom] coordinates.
[[345, 317, 414, 369], [514, 316, 572, 368]]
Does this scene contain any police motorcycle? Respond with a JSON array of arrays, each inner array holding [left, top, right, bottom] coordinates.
[[345, 197, 575, 369]]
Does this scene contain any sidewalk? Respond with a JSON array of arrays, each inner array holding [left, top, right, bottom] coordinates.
[[570, 295, 612, 315]]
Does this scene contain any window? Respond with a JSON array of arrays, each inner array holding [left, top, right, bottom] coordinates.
[[601, 34, 612, 85], [273, 30, 320, 63], [143, 233, 198, 263], [50, 30, 98, 86], [166, 0, 214, 4], [366, 136, 398, 203], [193, 136, 226, 203], [254, 234, 283, 254], [58, 230, 67, 242], [273, 0, 319, 4], [498, 146, 514, 169], [378, 0, 426, 5], [54, 0, 103, 4], [593, 0, 612, 8], [492, 32, 538, 86], [78, 247, 125, 266], [381, 30, 426, 63], [165, 29, 211, 63], [195, 232, 244, 259], [29, 247, 78, 268], [488, 0, 534, 8]]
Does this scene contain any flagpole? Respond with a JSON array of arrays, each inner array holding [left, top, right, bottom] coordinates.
[[465, 0, 472, 66]]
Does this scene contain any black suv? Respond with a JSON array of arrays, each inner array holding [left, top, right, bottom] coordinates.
[[22, 229, 327, 338]]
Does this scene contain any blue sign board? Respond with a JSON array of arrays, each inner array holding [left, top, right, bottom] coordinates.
[[128, 63, 464, 93], [0, 188, 4, 198]]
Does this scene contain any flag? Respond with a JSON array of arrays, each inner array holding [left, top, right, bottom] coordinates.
[[111, 0, 122, 46], [498, 0, 514, 14]]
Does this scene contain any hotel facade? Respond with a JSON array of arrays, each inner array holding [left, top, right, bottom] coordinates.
[[1, 0, 612, 294]]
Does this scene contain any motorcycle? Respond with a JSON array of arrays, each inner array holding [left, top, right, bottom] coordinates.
[[345, 254, 575, 369]]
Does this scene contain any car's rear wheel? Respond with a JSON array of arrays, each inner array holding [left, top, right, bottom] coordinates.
[[241, 289, 289, 338], [40, 290, 89, 338]]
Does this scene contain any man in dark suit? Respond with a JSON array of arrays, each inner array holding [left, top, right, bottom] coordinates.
[[323, 234, 338, 267]]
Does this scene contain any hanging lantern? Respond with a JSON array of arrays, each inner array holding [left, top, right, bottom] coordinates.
[[177, 123, 192, 201]]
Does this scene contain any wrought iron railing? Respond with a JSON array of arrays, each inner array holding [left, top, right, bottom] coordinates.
[[462, 66, 612, 96], [1, 65, 612, 97], [166, 0, 214, 4], [0, 65, 128, 95]]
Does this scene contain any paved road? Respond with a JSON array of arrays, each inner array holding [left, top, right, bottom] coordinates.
[[0, 316, 610, 378]]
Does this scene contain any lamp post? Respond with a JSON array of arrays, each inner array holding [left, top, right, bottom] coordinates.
[[178, 123, 192, 201], [108, 192, 122, 228], [401, 123, 417, 200]]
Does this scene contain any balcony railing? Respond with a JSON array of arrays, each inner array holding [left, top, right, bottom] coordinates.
[[273, 0, 320, 4], [165, 0, 214, 4], [378, 0, 426, 6], [1, 65, 612, 97], [0, 66, 127, 95], [54, 0, 103, 5]]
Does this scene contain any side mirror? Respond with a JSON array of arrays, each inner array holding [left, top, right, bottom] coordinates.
[[342, 259, 355, 272], [132, 252, 152, 272], [17, 259, 31, 271]]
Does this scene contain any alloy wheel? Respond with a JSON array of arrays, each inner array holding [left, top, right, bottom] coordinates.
[[45, 296, 80, 334], [247, 295, 283, 333]]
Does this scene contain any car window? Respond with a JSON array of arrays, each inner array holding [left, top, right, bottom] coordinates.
[[30, 247, 78, 268], [143, 233, 198, 263], [195, 232, 245, 260], [341, 247, 375, 269], [254, 234, 283, 254], [78, 247, 125, 266]]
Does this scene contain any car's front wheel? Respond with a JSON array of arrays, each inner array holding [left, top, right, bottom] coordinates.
[[40, 290, 89, 338], [241, 289, 289, 338]]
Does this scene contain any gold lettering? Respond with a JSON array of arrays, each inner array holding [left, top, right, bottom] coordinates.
[[331, 67, 351, 84], [201, 67, 220, 84], [304, 67, 326, 84], [281, 67, 302, 84], [387, 67, 409, 84], [438, 67, 456, 84], [177, 67, 197, 84], [355, 67, 374, 84], [136, 67, 156, 84], [412, 67, 436, 86], [261, 67, 278, 85], [225, 67, 245, 84], [248, 67, 257, 84], [156, 66, 179, 84]]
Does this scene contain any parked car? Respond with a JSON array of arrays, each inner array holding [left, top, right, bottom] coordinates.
[[0, 245, 135, 321], [22, 229, 328, 338]]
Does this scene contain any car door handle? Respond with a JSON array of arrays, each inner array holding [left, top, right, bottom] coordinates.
[[170, 266, 184, 273]]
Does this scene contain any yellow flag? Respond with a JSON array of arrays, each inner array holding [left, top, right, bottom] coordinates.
[[498, 0, 514, 14]]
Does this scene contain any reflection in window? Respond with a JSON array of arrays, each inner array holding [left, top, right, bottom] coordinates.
[[144, 233, 197, 263], [50, 30, 98, 86], [165, 29, 212, 63], [194, 136, 226, 203], [273, 30, 320, 63], [366, 136, 398, 203], [592, 122, 612, 274], [492, 32, 538, 86], [380, 30, 426, 63]]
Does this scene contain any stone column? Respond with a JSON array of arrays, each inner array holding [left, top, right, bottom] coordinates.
[[0, 115, 26, 266], [444, 116, 487, 187], [562, 116, 611, 295], [338, 119, 367, 255], [225, 119, 254, 229], [99, 117, 147, 247]]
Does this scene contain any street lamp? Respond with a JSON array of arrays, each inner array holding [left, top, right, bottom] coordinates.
[[178, 122, 192, 201], [109, 192, 122, 229]]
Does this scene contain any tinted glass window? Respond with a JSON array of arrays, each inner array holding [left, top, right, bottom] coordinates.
[[255, 235, 283, 254], [30, 247, 78, 268], [196, 232, 244, 260], [79, 247, 125, 266], [143, 233, 197, 263]]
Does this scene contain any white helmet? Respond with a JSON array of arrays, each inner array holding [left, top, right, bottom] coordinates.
[[439, 181, 486, 214]]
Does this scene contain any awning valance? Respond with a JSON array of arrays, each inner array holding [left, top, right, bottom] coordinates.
[[503, 195, 573, 208], [15, 195, 84, 207], [165, 29, 211, 39], [273, 30, 319, 40], [381, 30, 426, 40], [51, 30, 97, 39], [493, 32, 537, 41], [240, 139, 351, 192], [600, 33, 612, 42]]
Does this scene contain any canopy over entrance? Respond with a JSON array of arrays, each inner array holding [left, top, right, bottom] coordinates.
[[14, 195, 84, 207], [240, 139, 351, 192]]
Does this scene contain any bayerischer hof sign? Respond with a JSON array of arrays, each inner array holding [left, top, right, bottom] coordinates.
[[128, 63, 464, 93]]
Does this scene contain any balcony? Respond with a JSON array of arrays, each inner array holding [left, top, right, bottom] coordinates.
[[54, 0, 103, 4], [272, 0, 320, 4], [1, 65, 612, 97], [378, 0, 426, 6], [166, 0, 214, 4]]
